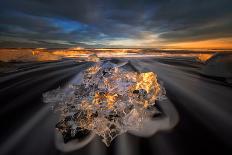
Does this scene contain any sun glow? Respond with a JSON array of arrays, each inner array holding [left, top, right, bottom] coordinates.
[[167, 38, 232, 50]]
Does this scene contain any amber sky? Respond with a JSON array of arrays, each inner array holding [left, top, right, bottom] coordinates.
[[0, 0, 232, 49]]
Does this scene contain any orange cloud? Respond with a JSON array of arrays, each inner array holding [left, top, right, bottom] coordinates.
[[167, 38, 232, 49]]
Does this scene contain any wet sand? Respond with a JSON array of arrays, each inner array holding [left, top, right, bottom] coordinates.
[[0, 57, 232, 155]]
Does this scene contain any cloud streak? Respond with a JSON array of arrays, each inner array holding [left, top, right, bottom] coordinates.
[[0, 0, 232, 48]]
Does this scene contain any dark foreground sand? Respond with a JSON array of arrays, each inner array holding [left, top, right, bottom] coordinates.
[[0, 57, 232, 155]]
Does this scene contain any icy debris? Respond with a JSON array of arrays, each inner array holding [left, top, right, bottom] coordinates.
[[43, 60, 166, 146], [87, 54, 100, 62], [197, 54, 213, 62], [201, 53, 232, 78]]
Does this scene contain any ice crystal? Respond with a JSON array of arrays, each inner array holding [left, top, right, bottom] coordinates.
[[43, 60, 166, 146]]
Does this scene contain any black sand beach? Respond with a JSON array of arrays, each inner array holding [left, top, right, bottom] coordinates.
[[0, 56, 232, 155]]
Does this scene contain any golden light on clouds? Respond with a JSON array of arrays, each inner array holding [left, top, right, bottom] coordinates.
[[167, 38, 232, 49]]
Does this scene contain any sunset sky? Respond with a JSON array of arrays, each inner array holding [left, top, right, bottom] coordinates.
[[0, 0, 232, 49]]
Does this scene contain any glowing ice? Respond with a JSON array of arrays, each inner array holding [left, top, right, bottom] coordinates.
[[43, 60, 166, 146]]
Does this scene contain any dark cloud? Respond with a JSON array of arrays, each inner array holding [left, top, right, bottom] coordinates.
[[0, 0, 232, 48], [152, 0, 232, 41]]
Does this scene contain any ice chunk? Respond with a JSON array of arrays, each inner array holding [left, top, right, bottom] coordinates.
[[202, 53, 232, 79], [43, 60, 166, 146], [87, 54, 100, 62]]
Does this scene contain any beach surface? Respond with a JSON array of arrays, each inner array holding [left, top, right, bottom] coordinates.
[[0, 55, 232, 155]]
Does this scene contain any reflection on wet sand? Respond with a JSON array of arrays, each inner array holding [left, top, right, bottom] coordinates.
[[0, 48, 218, 63]]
